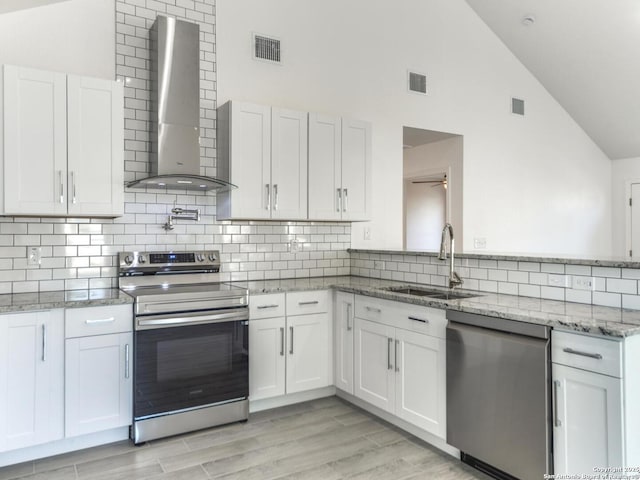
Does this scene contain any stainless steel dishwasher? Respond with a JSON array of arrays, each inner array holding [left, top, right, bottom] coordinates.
[[446, 310, 552, 480]]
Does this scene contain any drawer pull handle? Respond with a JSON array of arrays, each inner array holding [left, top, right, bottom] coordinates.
[[562, 347, 603, 360], [298, 301, 319, 306], [408, 316, 428, 323], [257, 304, 279, 309], [366, 306, 381, 313], [85, 317, 115, 325]]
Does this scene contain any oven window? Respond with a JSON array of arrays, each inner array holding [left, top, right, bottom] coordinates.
[[134, 320, 248, 419], [157, 334, 232, 382]]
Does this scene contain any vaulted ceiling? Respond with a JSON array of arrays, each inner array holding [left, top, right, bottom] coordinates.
[[465, 0, 640, 160]]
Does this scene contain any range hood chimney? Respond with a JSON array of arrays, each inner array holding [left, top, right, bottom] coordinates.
[[127, 15, 235, 192]]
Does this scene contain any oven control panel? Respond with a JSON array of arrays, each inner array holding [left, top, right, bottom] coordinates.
[[118, 250, 220, 274]]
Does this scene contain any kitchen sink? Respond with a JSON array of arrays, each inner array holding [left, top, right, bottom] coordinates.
[[380, 285, 481, 300]]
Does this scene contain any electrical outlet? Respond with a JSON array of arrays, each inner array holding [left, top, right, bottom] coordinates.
[[288, 238, 301, 252], [548, 274, 570, 288], [27, 247, 41, 266], [373, 260, 385, 270], [473, 237, 487, 249], [364, 227, 371, 240], [572, 276, 595, 291]]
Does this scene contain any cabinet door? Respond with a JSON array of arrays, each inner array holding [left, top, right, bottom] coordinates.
[[271, 108, 307, 220], [286, 313, 330, 394], [249, 317, 286, 400], [3, 65, 67, 215], [354, 318, 395, 413], [0, 310, 64, 452], [65, 332, 132, 437], [67, 75, 124, 217], [553, 363, 623, 475], [341, 118, 371, 221], [395, 328, 446, 438], [308, 113, 342, 220], [228, 102, 271, 219], [334, 292, 354, 394]]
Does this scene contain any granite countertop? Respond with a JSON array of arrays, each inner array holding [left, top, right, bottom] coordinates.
[[0, 288, 133, 314], [234, 276, 640, 338]]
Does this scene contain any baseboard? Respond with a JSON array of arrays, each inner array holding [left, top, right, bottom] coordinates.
[[0, 427, 130, 468], [335, 389, 460, 459], [249, 386, 336, 413]]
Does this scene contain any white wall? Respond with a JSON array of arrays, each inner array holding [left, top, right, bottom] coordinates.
[[612, 157, 640, 256], [403, 136, 463, 249], [216, 0, 612, 256], [0, 0, 115, 80], [404, 181, 446, 251]]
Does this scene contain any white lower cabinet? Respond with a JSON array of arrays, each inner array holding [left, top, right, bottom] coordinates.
[[353, 295, 447, 439], [334, 291, 355, 394], [0, 310, 64, 452], [552, 363, 622, 474], [551, 330, 636, 475], [64, 305, 133, 438], [249, 291, 331, 401]]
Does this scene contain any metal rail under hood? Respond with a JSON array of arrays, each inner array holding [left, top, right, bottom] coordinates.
[[127, 15, 236, 192]]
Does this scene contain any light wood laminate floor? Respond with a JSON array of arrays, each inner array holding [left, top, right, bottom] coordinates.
[[0, 397, 490, 480]]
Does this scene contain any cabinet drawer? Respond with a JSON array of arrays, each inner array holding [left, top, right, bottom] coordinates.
[[65, 304, 133, 338], [286, 290, 329, 316], [552, 330, 622, 378], [354, 295, 390, 323], [395, 304, 447, 339], [250, 293, 286, 319]]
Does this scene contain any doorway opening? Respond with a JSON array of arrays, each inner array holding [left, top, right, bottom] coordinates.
[[403, 127, 463, 251]]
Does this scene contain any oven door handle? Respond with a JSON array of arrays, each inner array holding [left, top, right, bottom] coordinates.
[[136, 309, 248, 329]]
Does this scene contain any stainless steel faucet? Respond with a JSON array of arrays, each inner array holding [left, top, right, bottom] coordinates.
[[438, 223, 463, 289]]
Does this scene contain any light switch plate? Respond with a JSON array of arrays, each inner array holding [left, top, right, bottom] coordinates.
[[28, 247, 41, 266], [572, 276, 595, 291]]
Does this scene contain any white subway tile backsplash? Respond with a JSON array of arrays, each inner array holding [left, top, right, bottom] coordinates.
[[593, 291, 622, 308], [540, 263, 565, 274], [593, 266, 621, 278], [606, 278, 637, 294], [566, 265, 591, 276]]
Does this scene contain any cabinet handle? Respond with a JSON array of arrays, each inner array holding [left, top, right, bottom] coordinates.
[[387, 337, 393, 370], [58, 170, 64, 204], [280, 327, 285, 356], [395, 339, 399, 372], [408, 316, 428, 323], [71, 171, 77, 204], [85, 317, 115, 325], [562, 347, 603, 360], [273, 184, 278, 211], [289, 326, 294, 355], [346, 303, 352, 331], [41, 324, 47, 362], [265, 184, 271, 210], [553, 379, 561, 427], [366, 306, 381, 313], [336, 188, 342, 212], [125, 344, 130, 379], [343, 188, 348, 212], [298, 300, 319, 306], [257, 304, 279, 309]]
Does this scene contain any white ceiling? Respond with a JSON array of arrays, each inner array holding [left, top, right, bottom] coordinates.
[[464, 0, 640, 160], [403, 127, 458, 149], [0, 0, 69, 15]]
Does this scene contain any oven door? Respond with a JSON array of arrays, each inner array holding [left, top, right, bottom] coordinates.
[[134, 307, 248, 419]]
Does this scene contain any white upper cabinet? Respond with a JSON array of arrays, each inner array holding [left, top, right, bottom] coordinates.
[[217, 101, 308, 220], [308, 114, 371, 221], [3, 66, 68, 216], [1, 65, 123, 217], [67, 75, 124, 216]]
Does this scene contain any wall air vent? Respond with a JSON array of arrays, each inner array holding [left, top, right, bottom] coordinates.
[[253, 33, 281, 63], [408, 71, 427, 95], [512, 97, 525, 115]]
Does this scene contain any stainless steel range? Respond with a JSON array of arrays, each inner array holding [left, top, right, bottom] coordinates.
[[118, 250, 249, 444]]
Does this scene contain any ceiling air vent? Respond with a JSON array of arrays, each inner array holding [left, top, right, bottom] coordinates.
[[253, 33, 281, 63], [408, 71, 427, 95], [512, 97, 525, 115]]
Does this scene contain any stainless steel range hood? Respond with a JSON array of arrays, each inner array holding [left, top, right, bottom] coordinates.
[[127, 15, 235, 192]]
